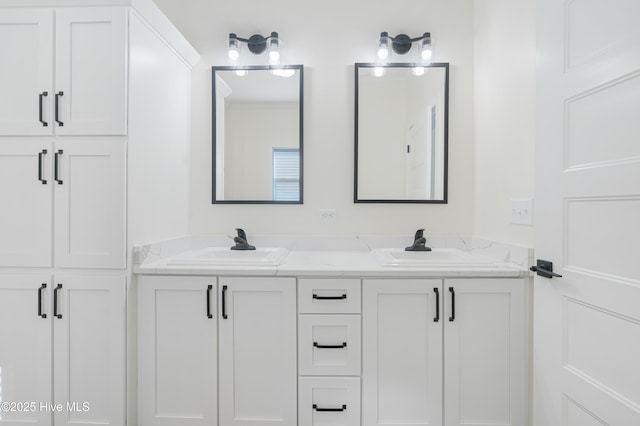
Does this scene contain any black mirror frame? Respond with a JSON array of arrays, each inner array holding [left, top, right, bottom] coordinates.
[[211, 64, 304, 204], [354, 62, 449, 204]]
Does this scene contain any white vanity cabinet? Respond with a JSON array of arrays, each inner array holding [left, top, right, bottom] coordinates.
[[218, 277, 297, 426], [0, 273, 125, 426], [0, 7, 127, 136], [138, 276, 297, 426], [138, 275, 218, 426], [137, 268, 527, 426], [362, 278, 526, 426]]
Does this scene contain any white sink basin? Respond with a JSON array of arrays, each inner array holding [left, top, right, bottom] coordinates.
[[167, 247, 289, 266], [373, 248, 495, 267]]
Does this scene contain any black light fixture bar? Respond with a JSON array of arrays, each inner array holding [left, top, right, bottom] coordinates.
[[229, 32, 279, 55], [380, 31, 431, 55]]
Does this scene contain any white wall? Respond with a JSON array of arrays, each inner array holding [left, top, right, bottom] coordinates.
[[473, 0, 536, 246], [154, 0, 475, 237]]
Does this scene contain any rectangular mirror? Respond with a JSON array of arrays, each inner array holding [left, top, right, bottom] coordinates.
[[355, 63, 449, 203], [212, 65, 303, 203]]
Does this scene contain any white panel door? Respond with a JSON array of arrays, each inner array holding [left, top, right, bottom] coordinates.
[[0, 274, 52, 426], [535, 0, 640, 425], [138, 276, 218, 426], [218, 277, 297, 426], [443, 279, 525, 426], [53, 140, 126, 269], [362, 279, 443, 426], [52, 274, 125, 426], [54, 8, 127, 135], [0, 141, 52, 267], [0, 9, 53, 135]]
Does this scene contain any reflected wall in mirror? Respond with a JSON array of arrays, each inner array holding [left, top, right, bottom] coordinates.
[[355, 63, 449, 203], [212, 65, 303, 203]]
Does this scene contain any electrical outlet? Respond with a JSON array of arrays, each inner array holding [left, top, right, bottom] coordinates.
[[510, 198, 534, 225], [319, 209, 337, 221]]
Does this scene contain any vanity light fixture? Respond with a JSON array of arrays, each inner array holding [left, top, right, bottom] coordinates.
[[227, 32, 280, 64], [375, 31, 433, 77], [377, 32, 432, 59]]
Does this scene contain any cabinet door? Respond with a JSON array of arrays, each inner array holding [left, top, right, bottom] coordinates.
[[54, 8, 127, 135], [52, 274, 125, 426], [219, 277, 297, 426], [362, 279, 443, 426], [0, 142, 52, 267], [138, 276, 218, 426], [443, 279, 525, 426], [0, 9, 53, 135], [0, 274, 52, 426], [53, 140, 126, 269]]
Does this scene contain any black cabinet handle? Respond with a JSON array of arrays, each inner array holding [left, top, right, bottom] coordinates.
[[313, 404, 347, 412], [206, 285, 213, 319], [313, 342, 347, 349], [434, 287, 440, 322], [449, 287, 455, 322], [312, 294, 346, 300], [39, 91, 48, 127], [38, 283, 47, 319], [53, 284, 62, 319], [54, 149, 63, 184], [38, 149, 48, 184], [221, 285, 228, 319], [55, 91, 64, 126]]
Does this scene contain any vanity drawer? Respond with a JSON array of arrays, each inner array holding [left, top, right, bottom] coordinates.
[[299, 377, 360, 426], [298, 278, 361, 314], [299, 315, 361, 376]]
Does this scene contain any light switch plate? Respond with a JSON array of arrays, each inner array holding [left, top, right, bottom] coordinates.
[[510, 198, 534, 225]]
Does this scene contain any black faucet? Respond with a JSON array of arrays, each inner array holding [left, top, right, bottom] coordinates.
[[405, 228, 432, 251], [231, 228, 256, 250]]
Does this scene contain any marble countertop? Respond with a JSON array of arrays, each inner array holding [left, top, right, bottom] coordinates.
[[133, 235, 533, 278]]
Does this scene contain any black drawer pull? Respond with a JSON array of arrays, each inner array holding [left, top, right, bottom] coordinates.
[[206, 285, 213, 319], [54, 284, 62, 319], [38, 283, 47, 318], [312, 294, 346, 300], [313, 342, 347, 349], [313, 404, 347, 412]]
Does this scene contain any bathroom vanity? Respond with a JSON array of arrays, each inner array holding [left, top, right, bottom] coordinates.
[[136, 236, 531, 426]]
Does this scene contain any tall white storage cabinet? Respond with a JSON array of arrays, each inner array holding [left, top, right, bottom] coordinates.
[[0, 2, 199, 426]]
